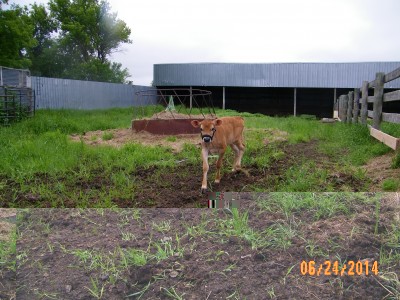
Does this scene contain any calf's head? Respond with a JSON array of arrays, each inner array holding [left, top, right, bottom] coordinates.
[[191, 119, 223, 143]]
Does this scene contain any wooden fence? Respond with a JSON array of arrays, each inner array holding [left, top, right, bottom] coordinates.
[[336, 67, 400, 150]]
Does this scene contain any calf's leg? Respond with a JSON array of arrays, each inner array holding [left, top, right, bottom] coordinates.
[[230, 143, 240, 171], [214, 149, 225, 184], [231, 141, 245, 171], [236, 141, 245, 169], [201, 148, 209, 193]]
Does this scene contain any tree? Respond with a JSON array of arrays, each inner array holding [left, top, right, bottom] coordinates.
[[21, 0, 132, 83], [0, 2, 36, 68], [62, 58, 130, 82], [40, 0, 132, 82], [27, 3, 59, 76]]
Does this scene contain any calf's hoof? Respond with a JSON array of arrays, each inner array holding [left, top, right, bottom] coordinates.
[[214, 179, 220, 184], [201, 187, 208, 194]]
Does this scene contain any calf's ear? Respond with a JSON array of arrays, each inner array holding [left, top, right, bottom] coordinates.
[[215, 119, 223, 126], [191, 120, 200, 128]]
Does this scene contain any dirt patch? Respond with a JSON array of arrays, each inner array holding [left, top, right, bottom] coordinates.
[[0, 209, 16, 242], [0, 209, 17, 219], [69, 127, 289, 151], [364, 152, 400, 191], [70, 128, 201, 153], [259, 128, 289, 144], [15, 194, 400, 299]]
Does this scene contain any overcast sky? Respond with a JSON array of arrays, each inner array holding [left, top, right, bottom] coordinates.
[[10, 0, 400, 85]]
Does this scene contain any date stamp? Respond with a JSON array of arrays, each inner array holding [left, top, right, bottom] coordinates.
[[300, 260, 378, 276]]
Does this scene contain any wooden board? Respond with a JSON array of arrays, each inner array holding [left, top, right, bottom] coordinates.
[[368, 125, 400, 150], [384, 67, 400, 83], [382, 112, 400, 124], [383, 90, 400, 102]]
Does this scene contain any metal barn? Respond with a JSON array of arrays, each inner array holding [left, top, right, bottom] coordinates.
[[153, 62, 400, 118]]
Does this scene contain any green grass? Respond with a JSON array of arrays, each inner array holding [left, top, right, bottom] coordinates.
[[382, 178, 400, 191], [165, 136, 177, 142], [0, 107, 399, 207], [257, 193, 374, 220], [392, 152, 400, 169], [102, 132, 114, 141], [0, 225, 16, 272]]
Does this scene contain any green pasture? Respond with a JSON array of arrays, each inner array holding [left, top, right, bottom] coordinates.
[[0, 107, 399, 207]]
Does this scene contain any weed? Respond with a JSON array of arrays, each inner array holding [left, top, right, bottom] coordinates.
[[160, 286, 185, 300], [382, 178, 400, 191], [375, 196, 381, 235], [283, 263, 297, 285], [121, 231, 136, 241], [376, 272, 400, 300], [303, 239, 329, 258], [102, 132, 114, 141], [266, 286, 276, 299], [84, 277, 105, 299], [119, 248, 148, 267], [151, 235, 185, 261], [278, 162, 329, 192], [152, 220, 172, 232], [392, 152, 400, 169], [0, 226, 16, 271], [33, 290, 59, 299], [263, 221, 297, 250], [126, 281, 152, 299], [258, 193, 364, 221]]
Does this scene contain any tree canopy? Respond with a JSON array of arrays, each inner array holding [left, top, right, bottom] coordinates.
[[0, 2, 36, 68], [0, 0, 132, 83]]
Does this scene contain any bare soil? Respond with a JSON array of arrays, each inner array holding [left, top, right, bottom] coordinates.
[[15, 194, 400, 299], [363, 152, 400, 191], [70, 128, 200, 153]]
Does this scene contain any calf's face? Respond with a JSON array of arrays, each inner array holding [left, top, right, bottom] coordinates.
[[191, 119, 223, 143]]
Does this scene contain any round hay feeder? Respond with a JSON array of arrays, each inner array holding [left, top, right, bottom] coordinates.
[[132, 89, 216, 135]]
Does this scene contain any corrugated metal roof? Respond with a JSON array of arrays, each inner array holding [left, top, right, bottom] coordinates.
[[154, 62, 400, 88]]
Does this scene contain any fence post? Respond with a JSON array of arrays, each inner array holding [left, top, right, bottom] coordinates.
[[346, 92, 353, 123], [338, 95, 343, 120], [372, 72, 385, 129], [360, 81, 368, 125], [4, 88, 7, 119], [352, 88, 360, 124], [342, 94, 348, 123]]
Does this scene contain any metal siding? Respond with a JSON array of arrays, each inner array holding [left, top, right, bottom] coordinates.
[[154, 62, 400, 89], [31, 76, 155, 109]]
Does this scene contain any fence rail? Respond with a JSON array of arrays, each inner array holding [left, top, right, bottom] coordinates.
[[336, 67, 400, 150]]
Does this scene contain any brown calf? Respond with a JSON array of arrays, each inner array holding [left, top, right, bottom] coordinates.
[[191, 116, 245, 193]]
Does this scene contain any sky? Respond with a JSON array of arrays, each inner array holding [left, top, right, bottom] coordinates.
[[10, 0, 400, 85]]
